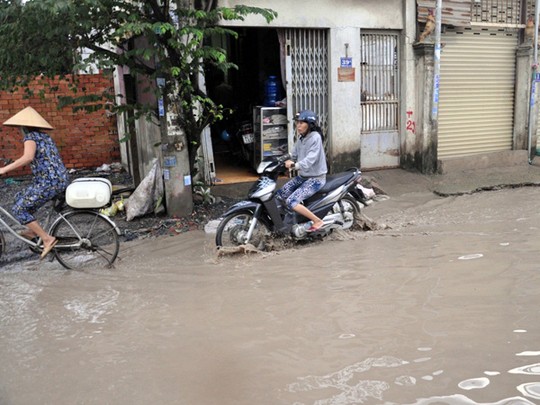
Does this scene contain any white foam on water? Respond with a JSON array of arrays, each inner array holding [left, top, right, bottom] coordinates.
[[517, 382, 540, 399], [516, 351, 540, 356], [458, 253, 484, 260], [509, 363, 540, 375], [458, 377, 490, 390]]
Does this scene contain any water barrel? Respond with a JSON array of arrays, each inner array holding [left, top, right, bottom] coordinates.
[[264, 75, 279, 107]]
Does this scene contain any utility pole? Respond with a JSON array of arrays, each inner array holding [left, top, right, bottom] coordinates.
[[527, 0, 540, 163], [431, 0, 442, 123]]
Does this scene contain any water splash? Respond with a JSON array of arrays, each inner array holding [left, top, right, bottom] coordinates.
[[287, 356, 407, 404], [64, 287, 120, 324]]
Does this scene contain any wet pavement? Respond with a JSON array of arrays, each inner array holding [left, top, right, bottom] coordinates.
[[1, 159, 540, 404]]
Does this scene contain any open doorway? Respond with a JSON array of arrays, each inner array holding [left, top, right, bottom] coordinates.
[[205, 28, 285, 184]]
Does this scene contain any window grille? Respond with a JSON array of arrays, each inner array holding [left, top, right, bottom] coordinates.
[[361, 32, 400, 132], [286, 29, 329, 135], [471, 0, 522, 25]]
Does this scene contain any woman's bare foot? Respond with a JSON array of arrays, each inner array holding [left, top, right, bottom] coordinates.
[[40, 237, 58, 260], [307, 220, 324, 232]]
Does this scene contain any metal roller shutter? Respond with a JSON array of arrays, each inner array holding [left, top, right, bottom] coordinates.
[[438, 27, 518, 158]]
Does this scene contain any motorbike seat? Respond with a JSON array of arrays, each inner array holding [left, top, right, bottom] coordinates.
[[318, 171, 356, 194], [303, 170, 357, 205]]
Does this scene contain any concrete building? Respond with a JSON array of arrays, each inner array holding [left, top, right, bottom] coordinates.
[[113, 0, 540, 207], [203, 0, 538, 180]]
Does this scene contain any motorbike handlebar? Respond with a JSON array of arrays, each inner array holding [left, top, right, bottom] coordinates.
[[278, 153, 291, 163]]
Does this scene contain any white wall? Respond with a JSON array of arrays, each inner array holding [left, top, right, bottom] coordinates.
[[219, 0, 409, 169], [328, 27, 362, 158], [219, 0, 403, 29]]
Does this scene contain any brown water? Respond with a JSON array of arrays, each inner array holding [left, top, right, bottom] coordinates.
[[1, 187, 540, 405]]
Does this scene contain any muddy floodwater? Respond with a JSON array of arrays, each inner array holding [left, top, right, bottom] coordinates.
[[1, 187, 540, 405]]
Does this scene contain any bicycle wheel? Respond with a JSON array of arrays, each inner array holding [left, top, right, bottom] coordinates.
[[50, 211, 120, 270], [215, 209, 271, 250], [0, 229, 4, 260]]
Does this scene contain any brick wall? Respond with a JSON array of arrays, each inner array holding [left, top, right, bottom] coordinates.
[[0, 74, 120, 177]]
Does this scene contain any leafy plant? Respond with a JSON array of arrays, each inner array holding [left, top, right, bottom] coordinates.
[[193, 181, 215, 205], [0, 0, 277, 178]]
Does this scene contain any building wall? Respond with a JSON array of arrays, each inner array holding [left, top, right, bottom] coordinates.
[[222, 0, 534, 172], [328, 27, 362, 169], [220, 0, 408, 171], [0, 74, 120, 177], [219, 0, 403, 29]]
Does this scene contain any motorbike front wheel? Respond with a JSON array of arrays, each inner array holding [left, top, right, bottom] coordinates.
[[215, 210, 271, 250], [338, 194, 362, 230]]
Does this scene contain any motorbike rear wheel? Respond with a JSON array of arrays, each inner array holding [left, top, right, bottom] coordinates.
[[215, 210, 271, 250]]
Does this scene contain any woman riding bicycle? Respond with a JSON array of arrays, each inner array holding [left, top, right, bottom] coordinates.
[[0, 106, 69, 259]]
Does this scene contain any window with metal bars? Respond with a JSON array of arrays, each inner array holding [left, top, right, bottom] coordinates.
[[471, 0, 522, 24], [360, 32, 400, 132]]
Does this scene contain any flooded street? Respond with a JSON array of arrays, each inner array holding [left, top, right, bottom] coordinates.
[[1, 187, 540, 405]]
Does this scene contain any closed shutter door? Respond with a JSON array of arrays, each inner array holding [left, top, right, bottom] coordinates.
[[438, 27, 518, 158]]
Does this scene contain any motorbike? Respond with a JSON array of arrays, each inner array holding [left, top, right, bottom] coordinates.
[[215, 154, 369, 250]]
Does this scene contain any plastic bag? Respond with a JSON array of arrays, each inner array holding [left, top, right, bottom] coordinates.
[[125, 159, 164, 221]]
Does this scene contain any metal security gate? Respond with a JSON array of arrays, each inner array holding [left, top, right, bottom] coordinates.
[[360, 31, 400, 169], [438, 27, 518, 158], [284, 29, 329, 151]]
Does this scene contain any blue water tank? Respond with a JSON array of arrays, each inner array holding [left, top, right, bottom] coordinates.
[[264, 75, 280, 107]]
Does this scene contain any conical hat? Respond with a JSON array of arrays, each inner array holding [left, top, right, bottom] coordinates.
[[3, 106, 54, 130]]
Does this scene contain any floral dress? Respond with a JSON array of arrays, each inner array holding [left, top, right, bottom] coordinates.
[[12, 131, 69, 225]]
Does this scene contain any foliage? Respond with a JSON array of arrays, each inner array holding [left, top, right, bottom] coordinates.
[[193, 181, 216, 205], [0, 0, 277, 176]]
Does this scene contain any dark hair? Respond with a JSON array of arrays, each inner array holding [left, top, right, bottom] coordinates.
[[309, 123, 325, 141]]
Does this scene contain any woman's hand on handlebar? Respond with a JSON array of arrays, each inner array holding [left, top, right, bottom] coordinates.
[[284, 160, 295, 170]]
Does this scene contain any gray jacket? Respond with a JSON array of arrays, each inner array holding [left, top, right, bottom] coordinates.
[[292, 131, 327, 178]]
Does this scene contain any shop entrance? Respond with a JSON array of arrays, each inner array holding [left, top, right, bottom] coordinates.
[[204, 27, 329, 184], [205, 28, 285, 184]]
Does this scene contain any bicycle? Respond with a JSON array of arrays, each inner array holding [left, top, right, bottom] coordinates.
[[0, 165, 121, 270]]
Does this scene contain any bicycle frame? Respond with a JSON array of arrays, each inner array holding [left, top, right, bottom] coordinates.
[[0, 205, 43, 249], [0, 203, 121, 253]]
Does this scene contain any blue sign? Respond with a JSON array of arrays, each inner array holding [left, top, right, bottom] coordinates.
[[340, 57, 352, 68], [158, 97, 165, 117], [163, 155, 177, 167]]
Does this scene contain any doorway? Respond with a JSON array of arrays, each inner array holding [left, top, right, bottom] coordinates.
[[360, 31, 400, 169], [205, 28, 285, 184]]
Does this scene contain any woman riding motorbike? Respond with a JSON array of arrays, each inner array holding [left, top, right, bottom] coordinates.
[[277, 109, 327, 232]]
